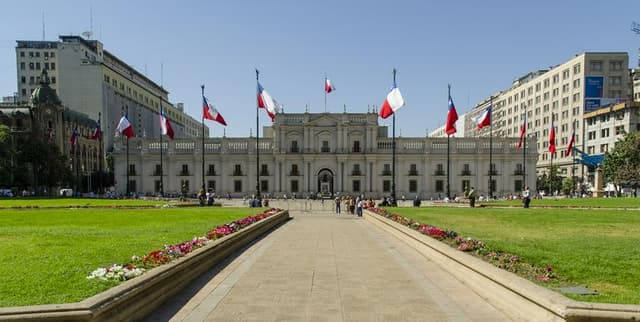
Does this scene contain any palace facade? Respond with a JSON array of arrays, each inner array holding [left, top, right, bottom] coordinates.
[[113, 112, 537, 199]]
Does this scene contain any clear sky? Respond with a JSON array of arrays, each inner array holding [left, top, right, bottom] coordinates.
[[1, 0, 639, 137]]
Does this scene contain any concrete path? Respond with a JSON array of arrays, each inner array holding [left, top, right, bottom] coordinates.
[[144, 211, 515, 321]]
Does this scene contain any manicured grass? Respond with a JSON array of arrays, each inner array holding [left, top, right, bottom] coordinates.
[[0, 197, 173, 208], [0, 207, 263, 307], [391, 207, 640, 304], [485, 196, 639, 208]]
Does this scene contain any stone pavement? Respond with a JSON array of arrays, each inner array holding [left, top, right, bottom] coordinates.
[[144, 211, 515, 321]]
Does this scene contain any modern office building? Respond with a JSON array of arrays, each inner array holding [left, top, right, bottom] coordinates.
[[466, 52, 631, 183], [113, 112, 537, 199], [15, 35, 207, 152]]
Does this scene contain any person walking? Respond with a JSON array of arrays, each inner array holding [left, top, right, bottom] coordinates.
[[468, 187, 476, 208], [335, 196, 341, 214], [523, 186, 531, 208]]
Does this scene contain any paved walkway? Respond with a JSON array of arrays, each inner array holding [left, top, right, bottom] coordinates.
[[144, 211, 514, 321]]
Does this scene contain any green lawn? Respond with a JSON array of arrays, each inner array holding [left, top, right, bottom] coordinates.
[[0, 197, 174, 208], [484, 196, 639, 208], [0, 207, 262, 307], [391, 207, 640, 304]]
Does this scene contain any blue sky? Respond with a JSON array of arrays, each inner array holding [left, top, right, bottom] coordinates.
[[1, 0, 639, 137]]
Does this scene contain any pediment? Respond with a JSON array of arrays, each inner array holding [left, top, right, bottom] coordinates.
[[307, 114, 338, 127]]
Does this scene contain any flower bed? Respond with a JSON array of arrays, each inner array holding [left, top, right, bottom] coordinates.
[[368, 207, 556, 282], [88, 208, 282, 281]]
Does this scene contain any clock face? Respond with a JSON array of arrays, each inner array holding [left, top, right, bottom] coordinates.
[[45, 108, 52, 115]]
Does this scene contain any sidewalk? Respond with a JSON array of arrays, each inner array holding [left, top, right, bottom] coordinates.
[[144, 212, 514, 321]]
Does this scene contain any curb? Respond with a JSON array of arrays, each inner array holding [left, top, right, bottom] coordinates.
[[364, 210, 640, 322], [0, 210, 290, 322]]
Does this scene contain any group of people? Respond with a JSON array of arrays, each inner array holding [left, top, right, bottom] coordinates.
[[334, 195, 375, 216], [463, 186, 531, 208], [197, 189, 216, 206]]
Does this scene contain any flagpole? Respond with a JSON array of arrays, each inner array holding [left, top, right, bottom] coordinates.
[[201, 85, 206, 192], [522, 104, 527, 190], [159, 97, 164, 197], [391, 69, 397, 206], [489, 96, 493, 199], [125, 106, 130, 197], [571, 121, 576, 195], [74, 123, 79, 195], [549, 114, 554, 196], [255, 69, 261, 201], [446, 85, 451, 200], [98, 112, 103, 195], [324, 75, 327, 113]]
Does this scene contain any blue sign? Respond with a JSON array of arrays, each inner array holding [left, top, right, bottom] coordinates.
[[585, 98, 601, 112], [585, 76, 604, 98]]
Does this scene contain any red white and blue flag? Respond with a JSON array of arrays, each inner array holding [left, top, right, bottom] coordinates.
[[476, 106, 492, 130], [445, 91, 459, 135], [257, 82, 279, 121], [548, 123, 556, 153], [325, 78, 335, 94], [517, 116, 526, 149], [90, 116, 101, 140], [116, 113, 134, 138], [70, 127, 78, 146], [160, 107, 175, 139], [378, 82, 405, 119], [566, 130, 575, 155], [202, 96, 227, 126]]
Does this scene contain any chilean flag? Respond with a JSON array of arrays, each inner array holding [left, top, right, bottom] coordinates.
[[548, 123, 556, 154], [445, 93, 459, 135], [378, 83, 405, 119], [202, 96, 227, 126], [70, 127, 78, 146], [257, 82, 278, 121], [160, 107, 175, 139], [90, 116, 101, 140], [116, 113, 134, 138], [325, 78, 335, 94], [476, 106, 492, 130], [517, 117, 526, 149], [566, 130, 575, 155]]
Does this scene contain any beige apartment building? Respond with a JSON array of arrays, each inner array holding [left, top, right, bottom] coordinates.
[[467, 52, 630, 186], [15, 35, 207, 152]]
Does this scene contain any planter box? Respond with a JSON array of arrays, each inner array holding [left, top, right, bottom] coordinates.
[[364, 209, 640, 322], [0, 210, 290, 322]]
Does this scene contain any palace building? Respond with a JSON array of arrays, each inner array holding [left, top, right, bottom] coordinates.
[[113, 112, 537, 199]]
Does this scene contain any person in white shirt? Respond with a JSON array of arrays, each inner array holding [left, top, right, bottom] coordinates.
[[523, 186, 531, 208]]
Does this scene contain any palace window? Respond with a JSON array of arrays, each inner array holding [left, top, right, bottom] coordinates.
[[290, 164, 300, 176], [207, 164, 216, 176], [353, 140, 361, 153], [290, 140, 299, 153], [180, 164, 189, 176], [409, 180, 417, 193]]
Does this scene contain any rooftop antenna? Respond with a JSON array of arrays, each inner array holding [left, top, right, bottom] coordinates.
[[632, 21, 640, 67], [90, 4, 93, 36], [41, 12, 45, 40]]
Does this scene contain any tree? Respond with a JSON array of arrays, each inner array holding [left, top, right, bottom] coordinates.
[[537, 164, 563, 195], [0, 125, 12, 186], [602, 131, 640, 196]]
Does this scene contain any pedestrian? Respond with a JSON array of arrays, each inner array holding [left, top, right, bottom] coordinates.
[[356, 198, 364, 217], [523, 186, 531, 208], [468, 187, 476, 208], [335, 196, 341, 214]]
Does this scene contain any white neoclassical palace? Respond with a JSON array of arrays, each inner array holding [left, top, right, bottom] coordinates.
[[113, 112, 537, 199]]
